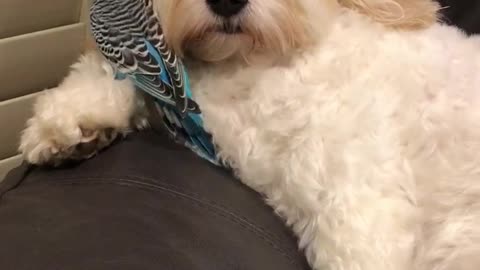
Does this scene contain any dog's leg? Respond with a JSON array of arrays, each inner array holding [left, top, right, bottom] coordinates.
[[227, 147, 419, 270], [203, 105, 419, 270], [296, 197, 418, 270], [244, 142, 419, 270], [278, 177, 418, 270], [19, 51, 147, 165]]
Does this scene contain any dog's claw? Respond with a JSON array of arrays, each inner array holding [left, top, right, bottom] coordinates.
[[20, 124, 120, 166], [80, 128, 99, 142]]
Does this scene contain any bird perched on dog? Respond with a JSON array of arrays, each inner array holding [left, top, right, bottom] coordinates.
[[90, 0, 219, 165], [20, 0, 480, 270]]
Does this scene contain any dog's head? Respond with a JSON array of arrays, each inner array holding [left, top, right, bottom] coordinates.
[[154, 0, 439, 62]]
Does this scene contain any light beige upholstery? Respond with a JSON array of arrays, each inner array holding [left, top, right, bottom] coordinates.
[[0, 24, 85, 101], [0, 0, 89, 181], [0, 0, 83, 39]]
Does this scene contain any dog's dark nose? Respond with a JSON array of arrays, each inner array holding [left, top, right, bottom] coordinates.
[[206, 0, 248, 18]]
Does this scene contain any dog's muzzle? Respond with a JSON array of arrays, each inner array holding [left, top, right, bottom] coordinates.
[[206, 0, 248, 18]]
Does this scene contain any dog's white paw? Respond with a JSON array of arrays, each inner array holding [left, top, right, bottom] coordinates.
[[18, 52, 148, 166], [18, 87, 144, 166], [19, 116, 123, 166]]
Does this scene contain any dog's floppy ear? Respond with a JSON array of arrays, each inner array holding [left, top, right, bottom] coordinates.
[[338, 0, 440, 29]]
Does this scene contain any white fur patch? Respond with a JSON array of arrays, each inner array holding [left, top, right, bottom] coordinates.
[[20, 1, 480, 269]]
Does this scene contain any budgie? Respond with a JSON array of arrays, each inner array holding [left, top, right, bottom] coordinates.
[[90, 0, 219, 165]]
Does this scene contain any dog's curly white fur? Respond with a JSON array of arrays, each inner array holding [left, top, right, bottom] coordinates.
[[19, 0, 480, 269]]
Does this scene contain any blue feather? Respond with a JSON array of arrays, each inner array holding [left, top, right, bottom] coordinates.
[[144, 40, 172, 88], [90, 0, 220, 166]]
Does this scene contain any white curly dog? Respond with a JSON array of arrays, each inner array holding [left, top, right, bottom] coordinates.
[[19, 0, 480, 269]]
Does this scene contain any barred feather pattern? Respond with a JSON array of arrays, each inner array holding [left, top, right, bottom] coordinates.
[[90, 0, 219, 165]]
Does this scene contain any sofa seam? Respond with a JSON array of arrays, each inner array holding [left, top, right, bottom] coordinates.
[[45, 176, 303, 266]]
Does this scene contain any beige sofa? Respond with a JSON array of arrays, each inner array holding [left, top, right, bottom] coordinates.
[[0, 0, 90, 180]]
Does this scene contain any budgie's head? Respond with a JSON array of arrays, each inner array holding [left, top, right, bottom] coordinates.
[[154, 0, 438, 62]]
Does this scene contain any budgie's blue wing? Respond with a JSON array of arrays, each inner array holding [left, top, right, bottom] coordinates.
[[90, 0, 200, 115], [90, 0, 219, 165], [156, 104, 217, 163]]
